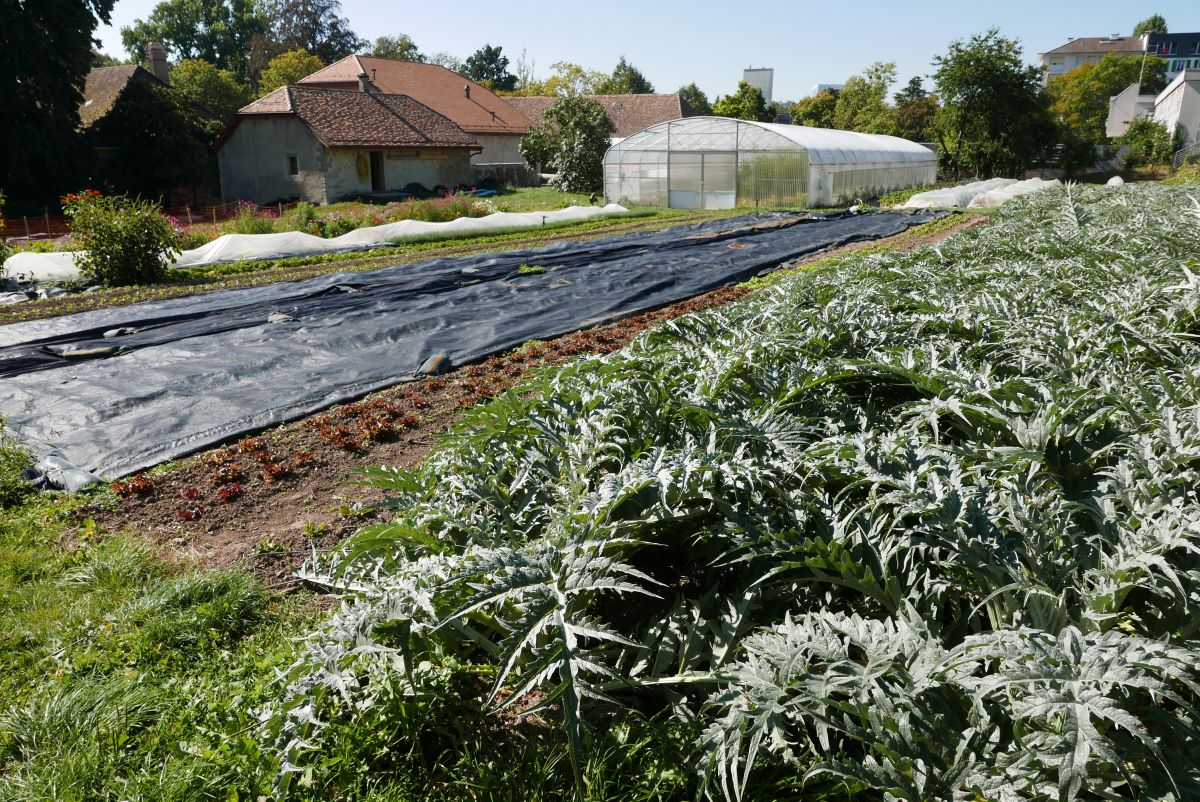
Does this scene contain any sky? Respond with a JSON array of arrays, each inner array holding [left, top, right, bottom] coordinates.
[[94, 0, 1197, 102]]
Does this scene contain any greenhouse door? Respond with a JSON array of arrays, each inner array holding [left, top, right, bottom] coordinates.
[[668, 153, 736, 210]]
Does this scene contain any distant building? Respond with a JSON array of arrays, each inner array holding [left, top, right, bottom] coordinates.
[[1106, 83, 1156, 139], [1039, 35, 1147, 84], [1146, 34, 1200, 83], [1105, 70, 1200, 148], [743, 67, 774, 103], [809, 83, 844, 96]]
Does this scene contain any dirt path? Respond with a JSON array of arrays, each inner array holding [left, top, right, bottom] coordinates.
[[85, 214, 988, 587]]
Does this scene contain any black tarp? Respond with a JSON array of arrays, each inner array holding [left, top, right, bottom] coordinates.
[[0, 210, 943, 482]]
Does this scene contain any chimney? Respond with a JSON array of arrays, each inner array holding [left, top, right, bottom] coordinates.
[[147, 41, 169, 85], [357, 71, 371, 93], [464, 84, 471, 99]]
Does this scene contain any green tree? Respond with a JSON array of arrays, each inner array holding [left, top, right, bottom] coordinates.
[[268, 0, 364, 65], [519, 96, 614, 192], [677, 83, 712, 115], [171, 59, 254, 122], [833, 61, 897, 134], [1133, 15, 1168, 36], [92, 50, 129, 67], [791, 90, 838, 128], [0, 0, 117, 203], [121, 0, 265, 80], [426, 52, 464, 73], [371, 34, 423, 62], [712, 81, 772, 122], [257, 48, 324, 95], [1119, 118, 1178, 168], [933, 28, 1055, 178], [595, 56, 654, 95], [1049, 54, 1167, 149], [505, 61, 606, 97], [893, 77, 938, 141], [463, 44, 516, 91]]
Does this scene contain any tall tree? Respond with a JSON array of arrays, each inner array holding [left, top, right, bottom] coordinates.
[[257, 48, 324, 95], [0, 0, 117, 202], [1133, 15, 1168, 36], [933, 28, 1055, 178], [677, 83, 712, 115], [370, 34, 423, 62], [121, 0, 265, 80], [792, 90, 837, 128], [519, 96, 614, 192], [510, 61, 607, 97], [171, 59, 254, 122], [893, 77, 937, 141], [833, 61, 897, 134], [426, 52, 464, 73], [595, 57, 654, 95], [712, 81, 772, 122], [463, 44, 516, 91], [268, 0, 364, 65]]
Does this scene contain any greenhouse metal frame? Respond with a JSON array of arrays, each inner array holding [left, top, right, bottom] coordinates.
[[603, 117, 938, 209]]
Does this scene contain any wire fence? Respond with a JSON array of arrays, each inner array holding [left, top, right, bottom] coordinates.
[[6, 199, 305, 242], [1173, 141, 1200, 169]]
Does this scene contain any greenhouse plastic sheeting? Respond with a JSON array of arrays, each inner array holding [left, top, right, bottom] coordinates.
[[0, 204, 629, 284], [0, 209, 944, 485]]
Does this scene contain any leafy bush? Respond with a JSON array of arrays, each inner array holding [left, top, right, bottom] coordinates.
[[268, 184, 1200, 799], [519, 96, 614, 193], [1120, 118, 1179, 168], [223, 200, 277, 235], [62, 190, 180, 286], [283, 201, 322, 235], [0, 417, 33, 509]]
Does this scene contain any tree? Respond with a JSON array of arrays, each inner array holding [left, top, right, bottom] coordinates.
[[426, 52, 464, 73], [932, 28, 1056, 178], [595, 57, 654, 95], [268, 0, 364, 65], [677, 83, 712, 115], [171, 59, 254, 122], [1049, 54, 1167, 146], [1133, 15, 1168, 36], [463, 44, 516, 91], [833, 61, 897, 134], [258, 49, 324, 95], [893, 77, 937, 141], [791, 90, 837, 128], [92, 50, 129, 67], [121, 0, 265, 80], [0, 0, 117, 203], [712, 81, 772, 122], [1119, 118, 1178, 168], [519, 96, 614, 192], [371, 34, 423, 62], [505, 62, 606, 97]]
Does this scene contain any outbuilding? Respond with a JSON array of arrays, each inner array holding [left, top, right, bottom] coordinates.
[[217, 85, 480, 204], [603, 117, 937, 209]]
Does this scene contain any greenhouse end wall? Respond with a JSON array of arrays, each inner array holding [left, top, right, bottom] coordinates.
[[603, 117, 936, 210]]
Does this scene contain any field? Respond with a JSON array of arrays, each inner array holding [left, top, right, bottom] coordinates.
[[3, 184, 1200, 801]]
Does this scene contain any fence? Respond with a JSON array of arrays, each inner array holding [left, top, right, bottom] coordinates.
[[6, 199, 304, 242], [1173, 141, 1200, 169]]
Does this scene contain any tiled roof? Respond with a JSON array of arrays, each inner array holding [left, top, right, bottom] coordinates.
[[79, 65, 162, 128], [233, 86, 479, 149], [1041, 36, 1146, 56], [502, 94, 694, 138], [298, 55, 531, 135]]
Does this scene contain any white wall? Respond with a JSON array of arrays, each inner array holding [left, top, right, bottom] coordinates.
[[1106, 83, 1156, 138], [219, 117, 326, 204], [1155, 72, 1200, 147], [471, 134, 524, 165]]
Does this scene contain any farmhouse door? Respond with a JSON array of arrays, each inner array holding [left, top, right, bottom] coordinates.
[[369, 152, 385, 192]]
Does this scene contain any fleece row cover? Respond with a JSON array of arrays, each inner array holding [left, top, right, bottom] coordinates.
[[0, 210, 943, 483]]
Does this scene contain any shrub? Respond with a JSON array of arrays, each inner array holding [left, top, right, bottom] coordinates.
[[1120, 118, 1179, 169], [283, 201, 322, 235], [0, 416, 33, 509], [62, 190, 180, 286], [223, 200, 277, 235], [0, 191, 11, 265]]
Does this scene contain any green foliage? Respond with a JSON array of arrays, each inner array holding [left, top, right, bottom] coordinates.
[[1049, 54, 1168, 165], [791, 90, 837, 128], [268, 0, 365, 65], [272, 184, 1200, 799], [0, 418, 33, 510], [258, 48, 325, 95], [370, 33, 424, 62], [225, 200, 278, 234], [519, 97, 615, 193], [120, 0, 265, 80], [464, 43, 517, 92], [507, 61, 607, 98], [892, 77, 938, 141], [833, 61, 897, 134], [595, 57, 655, 95], [63, 191, 180, 286], [934, 28, 1055, 178], [1119, 118, 1179, 168], [170, 58, 254, 122], [0, 0, 117, 202], [0, 192, 11, 266], [1133, 14, 1168, 36], [712, 81, 772, 122], [677, 83, 712, 115]]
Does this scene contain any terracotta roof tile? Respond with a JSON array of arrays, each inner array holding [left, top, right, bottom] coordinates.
[[503, 94, 693, 138], [233, 86, 479, 149], [79, 65, 163, 128], [298, 55, 532, 134]]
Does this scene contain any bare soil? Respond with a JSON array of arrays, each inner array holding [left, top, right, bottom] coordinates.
[[84, 214, 987, 587]]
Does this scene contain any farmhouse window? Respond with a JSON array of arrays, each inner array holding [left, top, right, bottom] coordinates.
[[286, 155, 299, 176]]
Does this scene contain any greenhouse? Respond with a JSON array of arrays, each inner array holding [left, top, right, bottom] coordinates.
[[603, 116, 938, 209]]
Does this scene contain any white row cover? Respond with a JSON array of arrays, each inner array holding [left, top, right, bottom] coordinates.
[[903, 178, 1063, 209], [967, 178, 1063, 208], [2, 204, 629, 285]]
